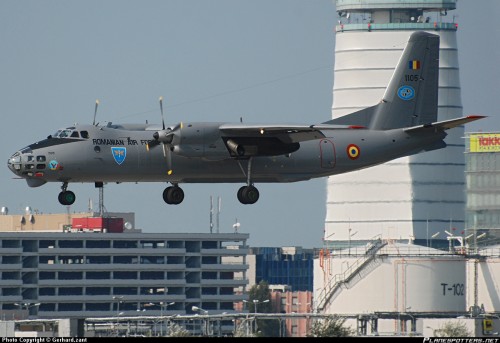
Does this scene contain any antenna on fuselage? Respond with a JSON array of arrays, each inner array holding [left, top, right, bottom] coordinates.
[[93, 99, 100, 126]]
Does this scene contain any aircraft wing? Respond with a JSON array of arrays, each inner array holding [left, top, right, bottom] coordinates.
[[219, 123, 365, 144], [219, 123, 366, 157], [220, 124, 324, 144], [404, 115, 485, 133]]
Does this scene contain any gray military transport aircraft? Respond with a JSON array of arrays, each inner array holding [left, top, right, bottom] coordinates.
[[8, 32, 483, 205]]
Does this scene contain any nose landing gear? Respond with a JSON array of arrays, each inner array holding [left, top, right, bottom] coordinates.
[[58, 182, 76, 206], [163, 184, 184, 205]]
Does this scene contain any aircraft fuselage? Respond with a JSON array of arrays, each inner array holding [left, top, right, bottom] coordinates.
[[8, 122, 446, 186]]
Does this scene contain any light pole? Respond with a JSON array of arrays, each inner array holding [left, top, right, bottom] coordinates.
[[430, 232, 440, 249], [348, 228, 358, 255], [112, 296, 124, 316], [112, 296, 124, 336], [252, 299, 269, 335], [160, 301, 175, 336], [192, 306, 209, 336]]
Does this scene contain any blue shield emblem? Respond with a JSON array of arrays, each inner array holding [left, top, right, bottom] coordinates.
[[111, 147, 127, 165]]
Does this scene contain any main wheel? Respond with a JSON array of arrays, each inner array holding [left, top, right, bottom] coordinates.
[[58, 191, 76, 206], [163, 186, 184, 205], [237, 185, 259, 205]]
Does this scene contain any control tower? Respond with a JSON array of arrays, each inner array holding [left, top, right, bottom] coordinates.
[[325, 0, 462, 246]]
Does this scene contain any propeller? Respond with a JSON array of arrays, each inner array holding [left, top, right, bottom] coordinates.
[[147, 96, 182, 175]]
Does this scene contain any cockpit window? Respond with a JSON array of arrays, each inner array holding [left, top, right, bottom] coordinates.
[[80, 131, 89, 139], [53, 128, 81, 138]]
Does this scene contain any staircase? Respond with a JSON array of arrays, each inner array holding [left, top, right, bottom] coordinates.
[[316, 239, 387, 312]]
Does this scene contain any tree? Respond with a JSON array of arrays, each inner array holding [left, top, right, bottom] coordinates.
[[433, 321, 472, 337], [167, 322, 191, 337], [247, 280, 280, 337], [307, 315, 354, 337]]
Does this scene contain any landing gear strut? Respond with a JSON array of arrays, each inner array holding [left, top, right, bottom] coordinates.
[[237, 157, 260, 205], [163, 184, 184, 205], [58, 182, 76, 206]]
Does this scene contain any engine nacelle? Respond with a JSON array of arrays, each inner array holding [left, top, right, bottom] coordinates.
[[226, 139, 245, 156]]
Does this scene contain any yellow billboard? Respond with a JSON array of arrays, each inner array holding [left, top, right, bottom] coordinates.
[[470, 133, 500, 153]]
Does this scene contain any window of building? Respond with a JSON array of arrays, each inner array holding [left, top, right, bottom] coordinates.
[[58, 303, 83, 311], [39, 272, 56, 280], [86, 287, 111, 296], [86, 271, 110, 279], [86, 303, 109, 311], [86, 256, 111, 264], [58, 240, 83, 248], [39, 288, 56, 296], [114, 287, 137, 295], [59, 287, 83, 296], [86, 240, 110, 249], [58, 272, 83, 280], [113, 271, 137, 280], [140, 271, 164, 280]]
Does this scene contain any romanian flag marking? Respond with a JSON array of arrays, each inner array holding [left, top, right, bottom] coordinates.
[[408, 60, 421, 70]]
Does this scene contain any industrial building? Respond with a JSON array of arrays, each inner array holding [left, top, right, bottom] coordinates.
[[313, 240, 500, 335]]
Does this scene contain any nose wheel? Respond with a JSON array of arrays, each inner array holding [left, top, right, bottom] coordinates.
[[163, 185, 184, 205], [58, 183, 76, 205]]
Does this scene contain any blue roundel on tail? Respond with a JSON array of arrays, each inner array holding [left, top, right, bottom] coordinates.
[[397, 86, 415, 101]]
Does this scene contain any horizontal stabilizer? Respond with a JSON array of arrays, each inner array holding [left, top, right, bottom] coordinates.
[[404, 115, 486, 133]]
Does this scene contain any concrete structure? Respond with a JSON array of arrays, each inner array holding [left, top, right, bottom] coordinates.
[[0, 230, 249, 324], [325, 0, 464, 246]]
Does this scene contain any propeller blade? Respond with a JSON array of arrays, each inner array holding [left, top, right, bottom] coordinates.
[[93, 99, 100, 126], [159, 96, 165, 130]]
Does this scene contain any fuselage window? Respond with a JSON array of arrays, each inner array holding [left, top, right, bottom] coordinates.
[[37, 164, 46, 170], [36, 156, 46, 162], [80, 131, 89, 139]]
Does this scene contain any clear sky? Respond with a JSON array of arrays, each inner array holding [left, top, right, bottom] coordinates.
[[1, 1, 498, 248]]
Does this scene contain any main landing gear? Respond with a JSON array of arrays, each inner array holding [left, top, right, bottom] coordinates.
[[58, 182, 76, 206], [237, 157, 259, 205], [163, 184, 184, 205], [237, 185, 259, 204]]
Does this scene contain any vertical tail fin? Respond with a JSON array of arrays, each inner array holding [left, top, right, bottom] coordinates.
[[324, 31, 440, 130]]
